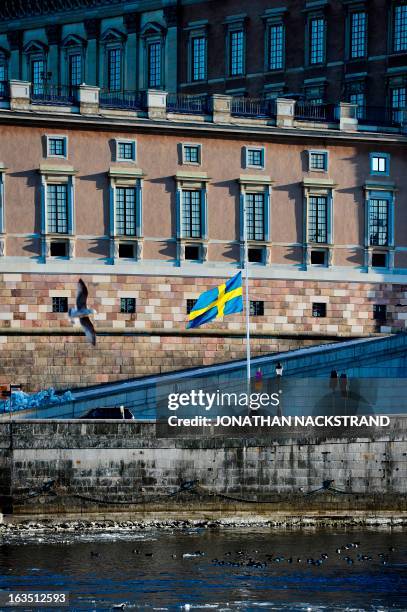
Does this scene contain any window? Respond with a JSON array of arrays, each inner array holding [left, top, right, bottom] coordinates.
[[246, 193, 265, 241], [116, 187, 137, 236], [108, 48, 121, 92], [394, 4, 407, 52], [350, 11, 367, 59], [312, 302, 326, 318], [309, 17, 325, 65], [369, 199, 389, 246], [310, 250, 326, 265], [370, 153, 390, 175], [248, 247, 264, 263], [182, 191, 202, 238], [373, 304, 387, 321], [185, 244, 200, 260], [308, 196, 328, 243], [32, 58, 45, 95], [349, 91, 365, 118], [183, 144, 201, 165], [47, 185, 68, 234], [390, 85, 406, 122], [50, 241, 68, 257], [191, 36, 206, 81], [69, 53, 82, 89], [117, 140, 136, 162], [120, 297, 136, 313], [246, 147, 265, 169], [309, 151, 328, 171], [229, 29, 244, 76], [269, 23, 284, 70], [52, 297, 68, 313], [148, 41, 161, 88], [0, 54, 8, 97], [186, 299, 197, 314], [250, 300, 264, 316], [371, 252, 387, 268], [47, 136, 67, 158], [118, 243, 135, 258]]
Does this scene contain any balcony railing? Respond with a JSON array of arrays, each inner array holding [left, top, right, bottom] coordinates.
[[99, 90, 146, 111], [0, 81, 9, 100], [294, 102, 337, 122], [231, 97, 276, 118], [31, 84, 79, 106], [358, 106, 404, 128], [166, 93, 209, 114]]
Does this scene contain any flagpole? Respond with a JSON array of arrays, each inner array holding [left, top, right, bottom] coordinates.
[[243, 195, 251, 382]]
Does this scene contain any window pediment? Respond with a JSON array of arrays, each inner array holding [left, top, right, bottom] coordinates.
[[62, 34, 87, 48], [23, 40, 48, 54], [100, 28, 127, 44], [140, 22, 166, 38]]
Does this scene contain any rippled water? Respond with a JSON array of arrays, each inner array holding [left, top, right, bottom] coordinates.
[[1, 528, 407, 611]]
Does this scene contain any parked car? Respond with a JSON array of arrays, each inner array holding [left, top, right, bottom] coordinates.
[[80, 406, 135, 419]]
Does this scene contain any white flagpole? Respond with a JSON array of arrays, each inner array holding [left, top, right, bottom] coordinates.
[[243, 195, 251, 382]]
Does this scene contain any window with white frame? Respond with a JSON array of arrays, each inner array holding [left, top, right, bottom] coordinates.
[[47, 136, 67, 158], [369, 197, 389, 246], [182, 144, 201, 165], [246, 193, 265, 241], [191, 35, 206, 82], [308, 195, 328, 243], [229, 28, 244, 76], [47, 184, 68, 234], [309, 17, 325, 64], [350, 11, 367, 58], [116, 187, 137, 236], [116, 140, 136, 162], [182, 190, 202, 238], [148, 41, 161, 88], [309, 150, 328, 171], [370, 153, 390, 176], [269, 23, 284, 70], [246, 147, 265, 169], [393, 4, 407, 53]]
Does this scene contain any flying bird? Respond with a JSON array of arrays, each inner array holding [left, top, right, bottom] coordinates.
[[68, 278, 96, 345]]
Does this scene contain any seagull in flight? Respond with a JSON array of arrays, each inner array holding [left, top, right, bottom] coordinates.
[[68, 278, 96, 345]]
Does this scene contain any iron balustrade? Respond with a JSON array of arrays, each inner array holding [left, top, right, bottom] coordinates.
[[230, 97, 275, 118], [99, 90, 146, 111], [294, 101, 337, 122], [166, 93, 209, 114], [358, 106, 404, 128], [31, 84, 79, 106]]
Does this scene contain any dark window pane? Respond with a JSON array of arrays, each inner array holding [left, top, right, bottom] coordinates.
[[250, 300, 264, 316], [230, 30, 244, 76], [312, 302, 326, 317], [269, 23, 284, 70], [108, 48, 121, 92], [182, 190, 202, 238], [246, 193, 265, 241], [192, 36, 206, 81], [52, 296, 68, 312], [120, 297, 136, 313], [148, 42, 161, 88]]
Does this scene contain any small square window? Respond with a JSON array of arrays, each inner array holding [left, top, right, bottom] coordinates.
[[118, 243, 135, 259], [183, 144, 201, 165], [52, 297, 68, 313], [371, 252, 387, 268], [310, 250, 326, 265], [373, 304, 387, 321], [185, 245, 200, 261], [50, 241, 68, 257], [370, 153, 389, 176], [48, 136, 67, 158], [246, 147, 264, 168], [120, 297, 136, 314], [312, 302, 326, 318], [186, 299, 197, 314], [250, 300, 264, 316], [117, 140, 136, 162], [248, 247, 264, 263], [309, 151, 328, 171]]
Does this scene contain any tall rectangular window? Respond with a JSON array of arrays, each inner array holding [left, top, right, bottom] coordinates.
[[391, 86, 406, 121], [69, 54, 82, 88], [369, 198, 389, 246], [350, 11, 367, 58], [310, 17, 325, 64], [182, 190, 202, 238], [394, 5, 407, 52], [246, 193, 265, 241], [0, 56, 7, 97], [148, 42, 161, 88], [229, 30, 244, 76], [47, 184, 68, 234], [116, 187, 136, 236], [192, 36, 206, 81], [32, 59, 45, 95], [350, 92, 365, 118], [308, 195, 328, 243], [108, 48, 121, 92], [269, 23, 284, 70]]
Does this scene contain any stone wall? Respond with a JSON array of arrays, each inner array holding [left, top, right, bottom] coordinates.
[[0, 419, 406, 516]]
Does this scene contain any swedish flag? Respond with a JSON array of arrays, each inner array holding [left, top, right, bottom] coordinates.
[[187, 272, 243, 329]]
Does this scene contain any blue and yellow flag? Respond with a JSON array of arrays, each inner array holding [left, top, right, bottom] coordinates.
[[187, 272, 243, 329]]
